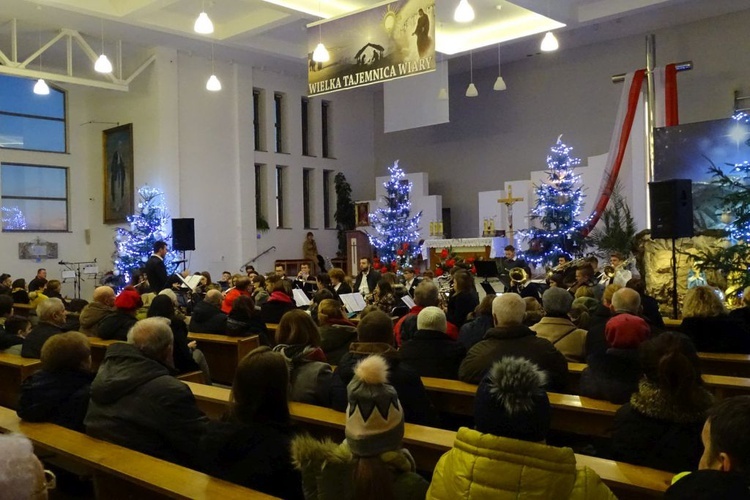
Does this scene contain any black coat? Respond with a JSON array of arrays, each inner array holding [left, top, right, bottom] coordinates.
[[680, 315, 750, 354], [318, 323, 357, 366], [446, 291, 479, 328], [458, 314, 493, 351], [188, 301, 227, 334], [640, 294, 665, 329], [331, 343, 440, 427], [353, 270, 379, 294], [399, 329, 466, 380], [334, 282, 353, 296], [579, 347, 642, 404], [96, 311, 137, 341], [260, 300, 297, 325], [145, 255, 169, 292], [0, 330, 23, 350], [200, 420, 303, 500], [21, 322, 66, 358], [17, 369, 94, 431], [168, 318, 200, 374], [226, 315, 271, 345]]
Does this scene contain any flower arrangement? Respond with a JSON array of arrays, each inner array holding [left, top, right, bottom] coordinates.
[[372, 242, 416, 274], [434, 247, 477, 276]]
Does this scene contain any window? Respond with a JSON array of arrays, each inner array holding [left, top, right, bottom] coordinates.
[[301, 97, 312, 156], [303, 168, 313, 229], [1, 163, 68, 231], [275, 166, 286, 228], [0, 75, 66, 153], [274, 92, 285, 153], [255, 163, 265, 221], [253, 88, 265, 151], [323, 170, 333, 229], [321, 100, 332, 158]]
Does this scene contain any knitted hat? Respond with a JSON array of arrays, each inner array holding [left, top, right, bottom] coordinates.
[[605, 313, 650, 349], [114, 286, 142, 311], [542, 287, 573, 315], [572, 296, 599, 315], [417, 306, 447, 333], [345, 355, 404, 457], [474, 357, 551, 442]]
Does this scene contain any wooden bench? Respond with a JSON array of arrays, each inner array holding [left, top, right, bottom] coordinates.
[[87, 337, 121, 371], [186, 333, 259, 384], [0, 406, 275, 499], [184, 382, 671, 499], [0, 352, 42, 409], [12, 303, 35, 317], [698, 352, 750, 378]]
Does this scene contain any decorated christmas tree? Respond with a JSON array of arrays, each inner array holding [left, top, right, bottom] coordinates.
[[523, 136, 587, 265], [112, 185, 177, 286], [369, 161, 422, 272]]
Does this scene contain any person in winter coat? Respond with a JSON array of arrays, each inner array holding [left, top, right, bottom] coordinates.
[[78, 286, 116, 336], [96, 286, 141, 341], [292, 355, 429, 500], [251, 274, 270, 307], [427, 357, 615, 500], [458, 295, 494, 351], [612, 332, 713, 473], [200, 346, 303, 499], [680, 286, 750, 354], [459, 293, 568, 391], [399, 306, 465, 380], [18, 331, 94, 431], [446, 271, 479, 328], [226, 295, 271, 344], [188, 289, 227, 334], [261, 279, 297, 324], [84, 318, 209, 468], [531, 287, 588, 362], [317, 299, 357, 365], [221, 276, 252, 315], [394, 281, 458, 346], [331, 310, 440, 427], [22, 298, 68, 358], [272, 309, 332, 407], [0, 316, 31, 355]]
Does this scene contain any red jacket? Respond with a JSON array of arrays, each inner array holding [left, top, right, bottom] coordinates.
[[394, 305, 458, 346], [221, 288, 252, 314]]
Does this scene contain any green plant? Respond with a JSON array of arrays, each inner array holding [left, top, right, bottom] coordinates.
[[256, 213, 270, 232], [588, 182, 637, 258], [334, 172, 355, 256]]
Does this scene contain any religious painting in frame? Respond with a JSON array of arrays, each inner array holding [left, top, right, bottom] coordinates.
[[103, 124, 134, 224], [356, 202, 370, 227]]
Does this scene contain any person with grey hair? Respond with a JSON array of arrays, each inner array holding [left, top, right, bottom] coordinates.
[[399, 306, 466, 379], [85, 317, 209, 468], [0, 434, 54, 499], [531, 287, 588, 362], [459, 293, 567, 390], [22, 297, 67, 359], [188, 288, 227, 334], [395, 281, 459, 346], [78, 286, 116, 336]]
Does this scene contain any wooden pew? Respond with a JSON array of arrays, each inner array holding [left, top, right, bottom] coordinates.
[[0, 352, 42, 409], [87, 337, 121, 371], [186, 333, 259, 384], [12, 303, 35, 317], [698, 352, 750, 378], [0, 406, 275, 499], [184, 382, 671, 499]]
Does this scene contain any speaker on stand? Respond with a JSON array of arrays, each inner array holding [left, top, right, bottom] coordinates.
[[171, 218, 195, 272], [649, 180, 693, 319]]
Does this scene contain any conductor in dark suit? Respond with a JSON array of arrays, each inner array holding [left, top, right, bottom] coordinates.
[[353, 257, 379, 296], [145, 241, 169, 292]]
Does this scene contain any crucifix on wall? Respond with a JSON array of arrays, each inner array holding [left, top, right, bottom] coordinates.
[[498, 185, 524, 243]]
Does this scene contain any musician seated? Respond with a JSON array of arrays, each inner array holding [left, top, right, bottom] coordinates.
[[507, 268, 544, 303], [607, 252, 633, 287], [567, 266, 601, 300], [496, 245, 530, 289], [556, 254, 578, 288]]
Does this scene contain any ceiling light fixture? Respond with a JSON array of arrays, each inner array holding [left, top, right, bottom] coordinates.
[[540, 31, 559, 52], [493, 46, 506, 91], [33, 31, 49, 95], [312, 1, 329, 63], [437, 54, 449, 100], [94, 19, 113, 73], [194, 1, 214, 34], [454, 0, 475, 23], [206, 44, 221, 91], [465, 51, 477, 97]]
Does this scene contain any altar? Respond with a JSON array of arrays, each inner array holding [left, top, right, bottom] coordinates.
[[423, 237, 508, 268]]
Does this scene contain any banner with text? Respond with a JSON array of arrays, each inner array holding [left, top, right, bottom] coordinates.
[[308, 0, 435, 96]]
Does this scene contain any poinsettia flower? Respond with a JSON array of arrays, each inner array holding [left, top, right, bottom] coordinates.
[[440, 248, 449, 259], [435, 268, 444, 277]]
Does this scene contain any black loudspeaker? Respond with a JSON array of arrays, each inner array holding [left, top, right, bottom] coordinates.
[[649, 179, 693, 239], [171, 218, 195, 251]]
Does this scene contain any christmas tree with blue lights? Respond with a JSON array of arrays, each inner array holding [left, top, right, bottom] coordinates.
[[523, 136, 587, 265], [112, 186, 177, 286], [369, 161, 422, 272]]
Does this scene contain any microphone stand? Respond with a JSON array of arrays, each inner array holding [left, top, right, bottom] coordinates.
[[58, 259, 97, 300]]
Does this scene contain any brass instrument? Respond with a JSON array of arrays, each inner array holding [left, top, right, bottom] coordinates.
[[509, 267, 528, 285], [603, 257, 634, 279], [545, 257, 585, 278]]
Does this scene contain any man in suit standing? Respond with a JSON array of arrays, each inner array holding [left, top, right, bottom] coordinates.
[[353, 257, 379, 296], [145, 241, 169, 292], [403, 267, 421, 297]]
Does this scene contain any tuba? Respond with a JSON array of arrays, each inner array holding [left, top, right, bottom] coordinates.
[[509, 267, 528, 285]]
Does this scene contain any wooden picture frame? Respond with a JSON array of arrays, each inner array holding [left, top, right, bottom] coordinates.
[[356, 202, 370, 227], [103, 124, 134, 223]]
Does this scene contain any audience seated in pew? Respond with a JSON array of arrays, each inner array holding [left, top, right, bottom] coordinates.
[[18, 331, 94, 432], [531, 287, 588, 363], [84, 317, 209, 469], [445, 270, 479, 328], [11, 278, 30, 305], [399, 306, 465, 380], [331, 310, 440, 427], [627, 278, 665, 329], [226, 295, 271, 344], [96, 286, 140, 341], [22, 298, 68, 359], [200, 346, 304, 499], [0, 295, 17, 341], [459, 293, 568, 392], [291, 355, 430, 500], [395, 281, 458, 346], [458, 295, 494, 351], [308, 288, 335, 326], [680, 286, 750, 354], [580, 287, 650, 404], [78, 286, 115, 336], [665, 396, 750, 499], [221, 276, 252, 315], [272, 309, 332, 407], [588, 284, 621, 333], [261, 279, 297, 324], [522, 296, 545, 327], [611, 332, 714, 473], [729, 285, 750, 334], [188, 289, 227, 335], [251, 274, 270, 306], [427, 357, 615, 499], [0, 316, 31, 355], [317, 298, 357, 365], [0, 434, 53, 499]]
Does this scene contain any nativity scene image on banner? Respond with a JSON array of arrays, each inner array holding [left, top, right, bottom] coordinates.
[[308, 0, 435, 96]]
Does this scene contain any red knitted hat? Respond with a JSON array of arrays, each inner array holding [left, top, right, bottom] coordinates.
[[605, 313, 650, 349], [115, 286, 142, 311]]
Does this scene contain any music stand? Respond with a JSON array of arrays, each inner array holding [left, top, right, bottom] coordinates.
[[474, 261, 499, 283]]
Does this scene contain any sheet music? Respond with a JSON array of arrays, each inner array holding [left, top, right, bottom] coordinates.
[[178, 274, 202, 291], [340, 293, 367, 313], [401, 295, 416, 309], [293, 288, 311, 307]]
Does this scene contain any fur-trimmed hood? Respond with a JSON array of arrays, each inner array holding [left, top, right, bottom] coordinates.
[[291, 435, 416, 473], [630, 380, 713, 424]]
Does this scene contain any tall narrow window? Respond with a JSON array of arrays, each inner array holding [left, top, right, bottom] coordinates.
[[303, 168, 313, 229], [1, 163, 69, 231], [253, 88, 265, 151], [321, 100, 332, 158], [323, 170, 333, 229], [274, 92, 285, 153], [255, 163, 265, 224], [301, 97, 311, 156], [275, 166, 286, 228]]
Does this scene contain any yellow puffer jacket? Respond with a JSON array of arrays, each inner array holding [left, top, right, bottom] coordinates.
[[427, 428, 616, 500]]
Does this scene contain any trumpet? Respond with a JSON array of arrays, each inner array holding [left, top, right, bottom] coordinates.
[[603, 257, 634, 278]]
